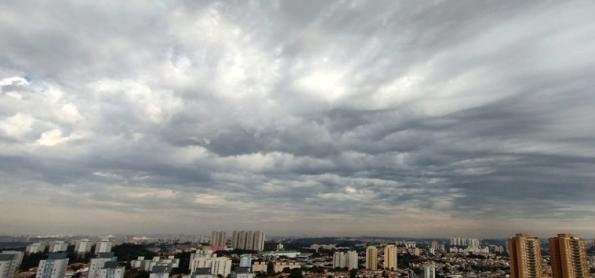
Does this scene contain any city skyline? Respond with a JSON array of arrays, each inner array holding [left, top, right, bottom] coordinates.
[[2, 0, 595, 236]]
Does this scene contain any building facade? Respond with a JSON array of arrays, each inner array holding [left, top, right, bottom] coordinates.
[[365, 246, 378, 271], [383, 245, 397, 271], [0, 255, 15, 278], [189, 251, 232, 277], [210, 231, 226, 251], [35, 253, 69, 278], [239, 254, 252, 270], [508, 233, 542, 278], [48, 241, 68, 253], [423, 263, 436, 278], [0, 251, 24, 278], [88, 253, 117, 278], [549, 234, 589, 278], [74, 239, 92, 254], [97, 262, 125, 278], [252, 261, 267, 273], [26, 243, 45, 254], [95, 240, 113, 255]]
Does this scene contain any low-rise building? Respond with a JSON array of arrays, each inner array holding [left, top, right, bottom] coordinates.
[[231, 267, 254, 278], [273, 261, 300, 273], [252, 261, 267, 273], [190, 267, 214, 278], [131, 256, 179, 272]]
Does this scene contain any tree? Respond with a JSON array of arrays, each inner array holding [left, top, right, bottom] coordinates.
[[112, 244, 156, 262], [20, 253, 46, 271], [288, 268, 303, 278]]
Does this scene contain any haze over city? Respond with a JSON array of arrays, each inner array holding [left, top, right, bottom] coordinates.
[[1, 0, 595, 238]]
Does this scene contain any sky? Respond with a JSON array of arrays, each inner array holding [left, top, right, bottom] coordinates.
[[1, 0, 595, 238]]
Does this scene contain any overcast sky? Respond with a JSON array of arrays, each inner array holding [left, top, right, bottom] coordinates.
[[1, 0, 595, 238]]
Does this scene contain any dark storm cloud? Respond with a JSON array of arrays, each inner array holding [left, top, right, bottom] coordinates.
[[0, 0, 595, 237]]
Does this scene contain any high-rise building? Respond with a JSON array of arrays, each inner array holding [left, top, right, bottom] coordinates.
[[89, 253, 117, 278], [245, 231, 254, 252], [333, 252, 347, 269], [430, 241, 439, 251], [189, 251, 231, 277], [237, 232, 246, 250], [549, 234, 589, 278], [75, 239, 92, 254], [252, 231, 265, 251], [95, 240, 113, 255], [210, 231, 226, 251], [1, 251, 24, 278], [508, 233, 542, 278], [0, 254, 16, 278], [365, 246, 378, 271], [149, 266, 170, 278], [231, 231, 265, 251], [48, 241, 68, 253], [231, 231, 239, 249], [333, 251, 358, 270], [97, 261, 125, 278], [26, 243, 45, 254], [36, 253, 69, 278], [423, 263, 436, 278], [347, 251, 358, 270], [383, 245, 397, 271]]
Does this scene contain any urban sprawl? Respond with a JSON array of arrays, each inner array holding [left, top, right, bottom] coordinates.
[[1, 231, 594, 278]]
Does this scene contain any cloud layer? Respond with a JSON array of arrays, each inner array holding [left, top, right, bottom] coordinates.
[[1, 0, 595, 237]]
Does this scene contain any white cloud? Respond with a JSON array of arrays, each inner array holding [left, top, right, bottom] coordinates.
[[1, 0, 595, 236]]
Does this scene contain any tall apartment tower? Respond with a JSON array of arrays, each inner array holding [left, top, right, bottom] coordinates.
[[549, 234, 589, 278], [95, 240, 113, 255], [0, 254, 17, 278], [48, 241, 68, 253], [1, 251, 24, 278], [245, 231, 254, 251], [232, 231, 244, 250], [75, 239, 92, 254], [423, 263, 436, 278], [36, 253, 69, 278], [97, 261, 125, 278], [347, 251, 358, 270], [26, 243, 45, 254], [508, 233, 542, 278], [231, 231, 265, 251], [365, 246, 378, 271], [210, 231, 226, 251], [383, 245, 397, 271], [252, 231, 265, 251], [88, 253, 117, 278]]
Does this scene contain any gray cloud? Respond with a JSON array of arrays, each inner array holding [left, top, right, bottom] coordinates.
[[1, 0, 595, 237]]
